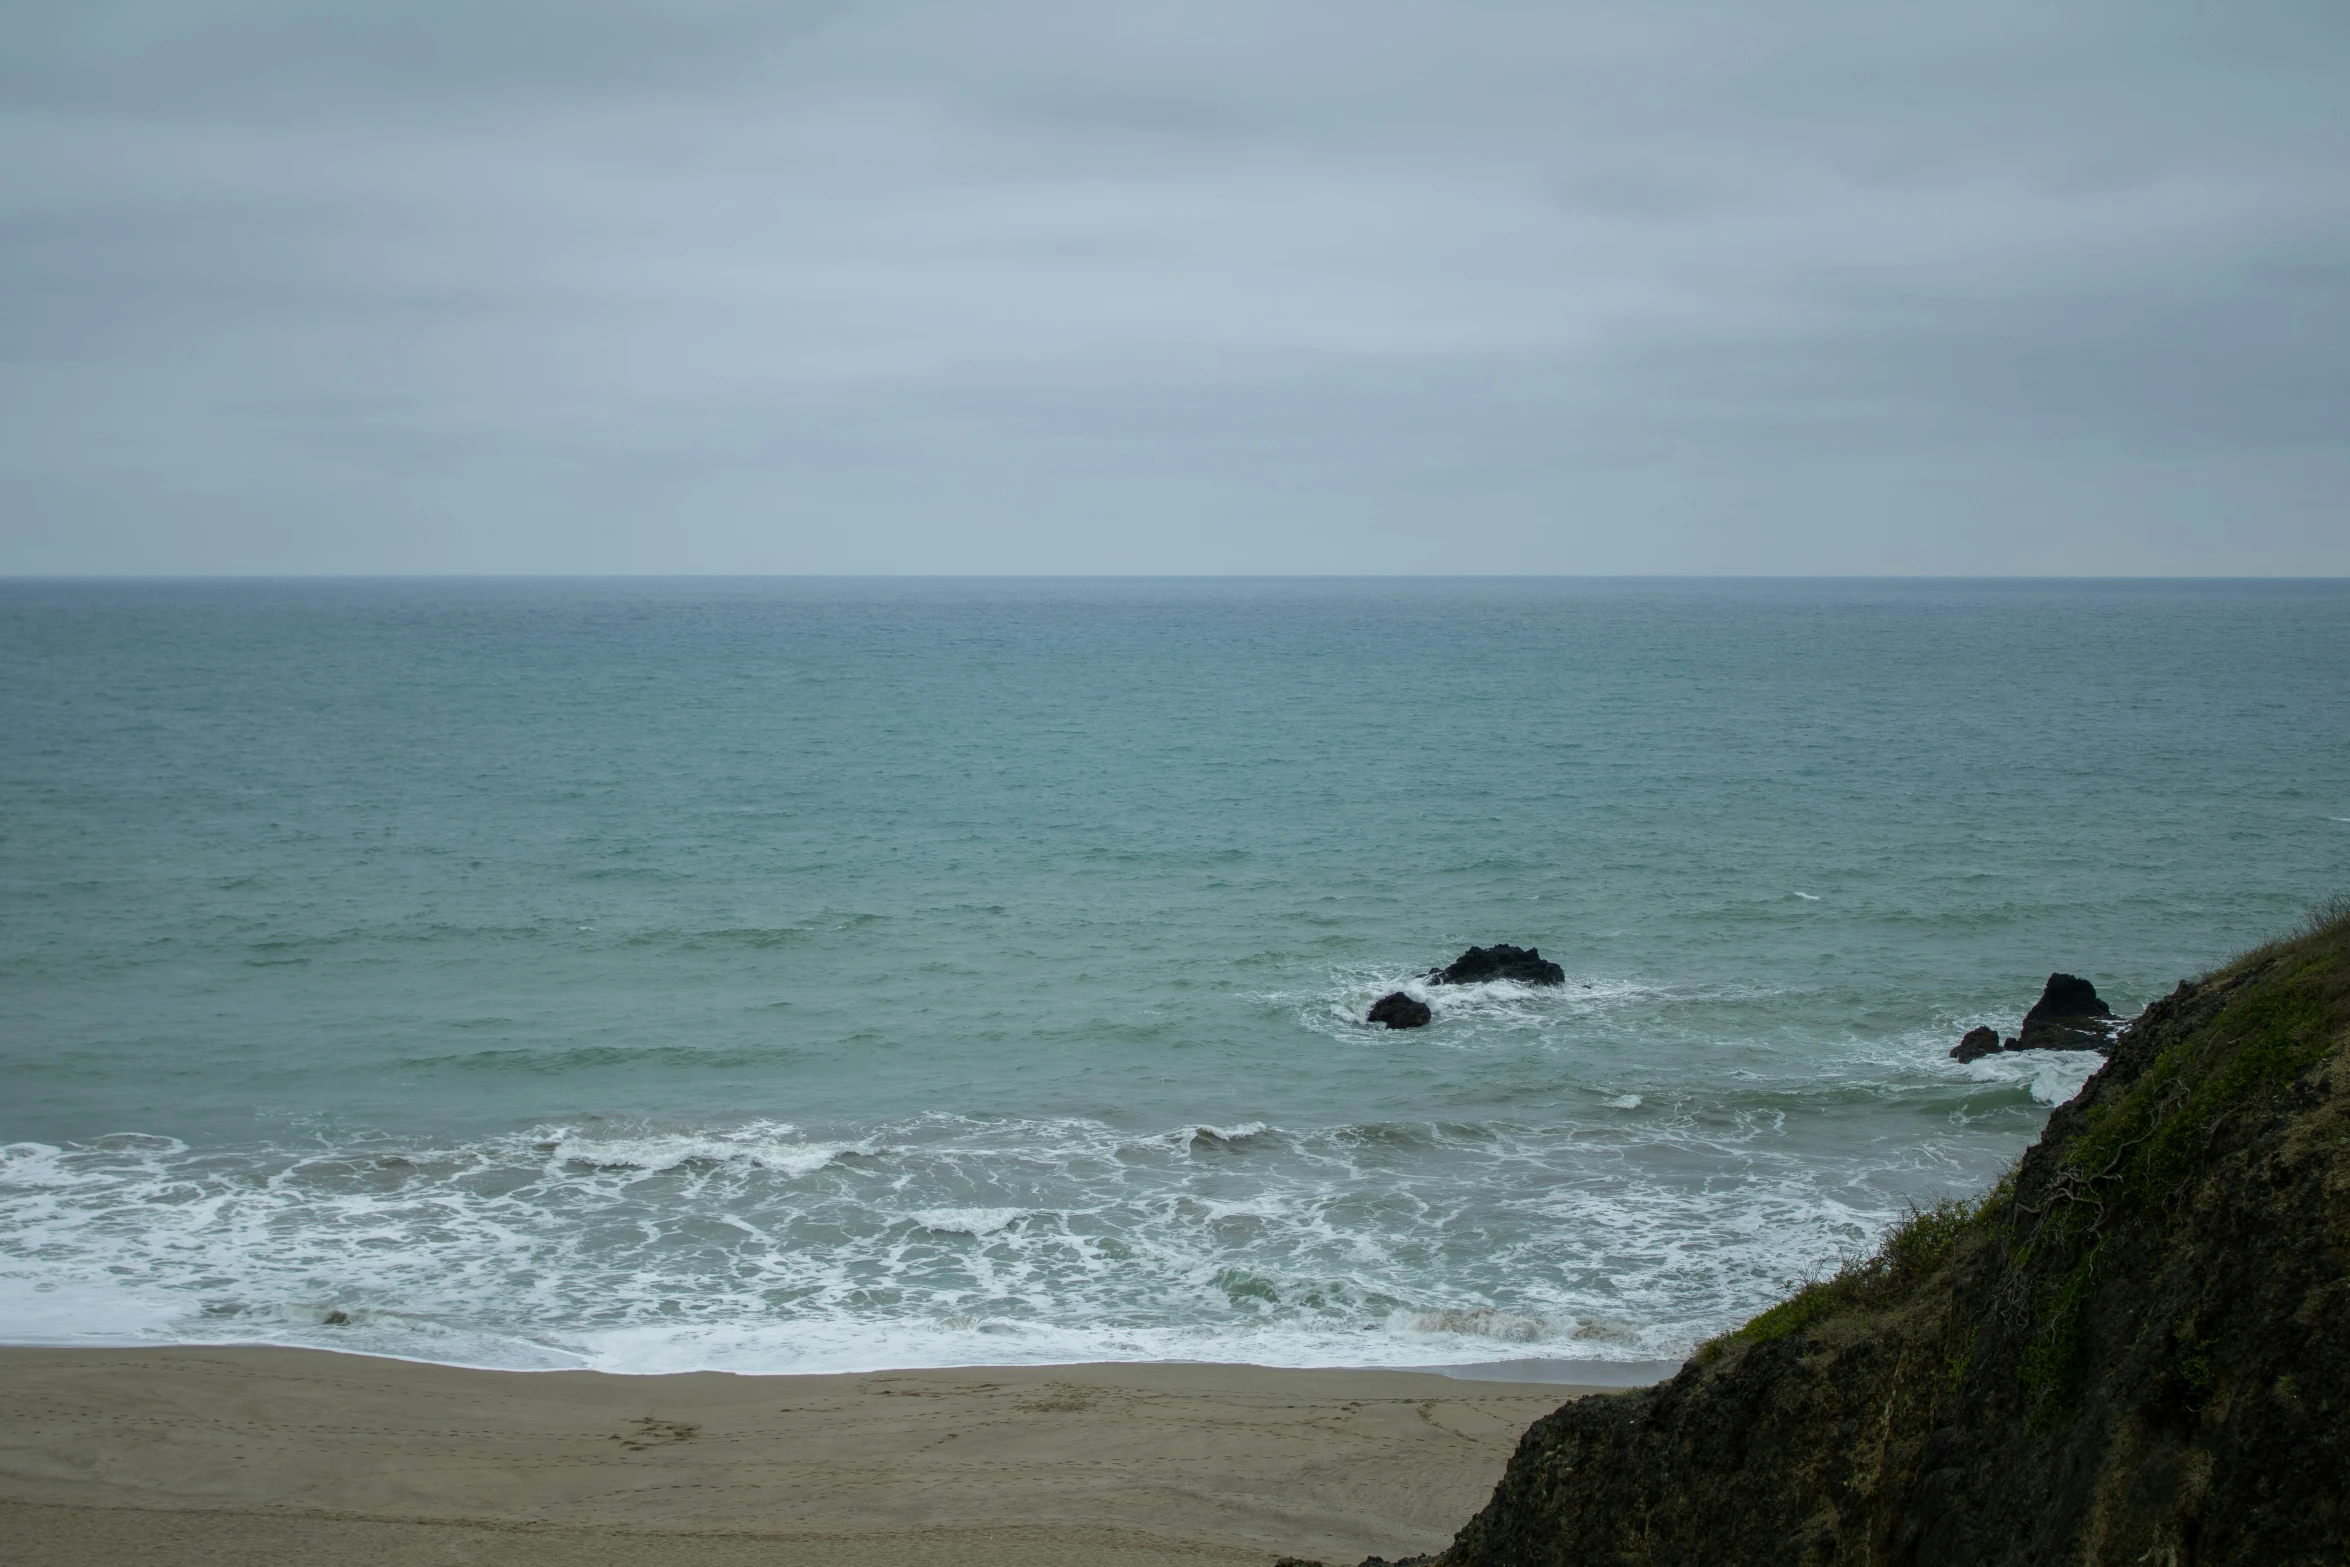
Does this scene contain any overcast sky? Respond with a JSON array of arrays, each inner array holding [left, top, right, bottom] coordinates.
[[2, 1, 2345, 574]]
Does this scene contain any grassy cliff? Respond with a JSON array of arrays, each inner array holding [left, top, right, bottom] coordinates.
[[1426, 904, 2350, 1566]]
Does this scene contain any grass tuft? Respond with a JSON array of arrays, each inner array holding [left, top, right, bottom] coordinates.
[[1717, 1188, 2001, 1351]]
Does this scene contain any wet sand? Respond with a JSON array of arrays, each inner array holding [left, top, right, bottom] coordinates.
[[0, 1346, 1622, 1566]]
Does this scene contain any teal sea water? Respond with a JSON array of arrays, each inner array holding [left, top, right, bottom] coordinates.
[[3, 578, 2345, 1374]]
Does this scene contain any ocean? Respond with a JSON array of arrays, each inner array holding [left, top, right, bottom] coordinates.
[[3, 577, 2344, 1375]]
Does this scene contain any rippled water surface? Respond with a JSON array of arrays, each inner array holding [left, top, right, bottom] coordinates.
[[3, 578, 2344, 1371]]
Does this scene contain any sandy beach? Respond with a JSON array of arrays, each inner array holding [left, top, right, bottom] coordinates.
[[0, 1346, 1621, 1566]]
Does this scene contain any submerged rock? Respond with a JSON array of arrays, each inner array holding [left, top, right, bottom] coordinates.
[[1950, 1025, 2004, 1063], [1428, 944, 1566, 986], [1367, 991, 1433, 1030]]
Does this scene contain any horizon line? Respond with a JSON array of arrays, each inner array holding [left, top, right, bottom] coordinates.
[[6, 572, 2349, 584]]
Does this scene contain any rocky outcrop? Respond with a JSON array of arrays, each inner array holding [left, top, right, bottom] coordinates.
[[1429, 945, 1566, 986], [2017, 971, 2119, 1051], [1404, 906, 2350, 1567], [2024, 971, 2113, 1025], [1948, 972, 2121, 1061], [1368, 991, 1433, 1030], [1949, 1025, 2004, 1063]]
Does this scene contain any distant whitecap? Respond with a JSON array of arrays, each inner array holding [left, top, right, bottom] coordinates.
[[910, 1207, 1024, 1237]]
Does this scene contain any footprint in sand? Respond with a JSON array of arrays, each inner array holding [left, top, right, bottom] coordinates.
[[610, 1417, 699, 1451]]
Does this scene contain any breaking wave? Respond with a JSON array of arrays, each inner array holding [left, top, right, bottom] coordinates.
[[0, 1035, 2062, 1376]]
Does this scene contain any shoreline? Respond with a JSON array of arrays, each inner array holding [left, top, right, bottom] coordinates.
[[0, 1335, 1682, 1387], [0, 1344, 1644, 1566]]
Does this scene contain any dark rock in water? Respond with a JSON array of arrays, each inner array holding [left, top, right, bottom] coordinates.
[[2018, 971, 2120, 1052], [1428, 944, 1566, 986], [1952, 976, 2121, 1061], [1950, 1025, 2004, 1063], [2025, 971, 2114, 1023], [322, 1309, 350, 1326], [1367, 991, 1433, 1029]]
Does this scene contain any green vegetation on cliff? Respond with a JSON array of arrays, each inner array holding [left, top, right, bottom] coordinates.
[[1424, 904, 2350, 1567]]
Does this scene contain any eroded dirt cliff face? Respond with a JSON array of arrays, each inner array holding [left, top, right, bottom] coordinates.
[[1430, 910, 2350, 1567]]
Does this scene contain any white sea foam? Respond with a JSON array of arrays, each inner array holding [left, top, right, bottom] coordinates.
[[910, 1207, 1025, 1236], [2024, 1053, 2104, 1105], [1185, 1121, 1273, 1149], [541, 1121, 872, 1177], [0, 1093, 2031, 1375], [1956, 1045, 2105, 1106]]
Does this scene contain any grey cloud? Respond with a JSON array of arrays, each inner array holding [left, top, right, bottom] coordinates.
[[1, 0, 2345, 573]]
